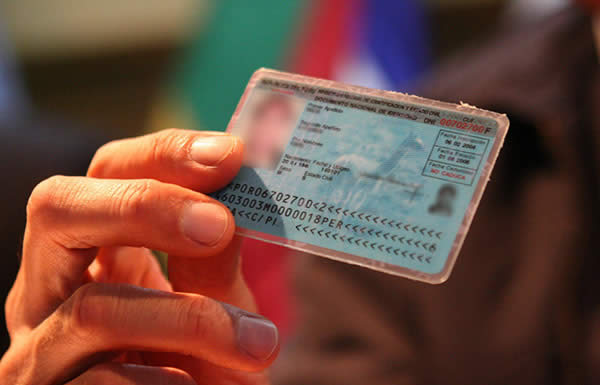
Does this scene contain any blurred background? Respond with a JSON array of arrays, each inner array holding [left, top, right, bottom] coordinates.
[[0, 0, 570, 355]]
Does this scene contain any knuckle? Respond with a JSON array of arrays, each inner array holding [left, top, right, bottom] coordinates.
[[150, 128, 188, 163], [67, 283, 108, 340], [25, 175, 91, 248], [113, 179, 158, 220], [26, 175, 69, 221], [87, 140, 118, 177], [178, 297, 217, 341], [4, 286, 20, 335], [4, 289, 13, 320]]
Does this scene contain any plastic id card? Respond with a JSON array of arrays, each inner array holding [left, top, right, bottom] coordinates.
[[213, 68, 508, 284]]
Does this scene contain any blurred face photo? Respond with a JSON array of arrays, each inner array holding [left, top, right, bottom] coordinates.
[[242, 94, 300, 170]]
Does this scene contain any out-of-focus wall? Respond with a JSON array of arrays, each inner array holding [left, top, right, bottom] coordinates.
[[2, 0, 207, 59], [0, 0, 209, 137]]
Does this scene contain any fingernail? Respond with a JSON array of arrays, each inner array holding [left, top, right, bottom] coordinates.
[[189, 135, 236, 166], [181, 202, 229, 245], [236, 314, 279, 361]]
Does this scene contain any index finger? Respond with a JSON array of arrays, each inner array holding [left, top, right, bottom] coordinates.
[[87, 128, 254, 310], [88, 129, 244, 193]]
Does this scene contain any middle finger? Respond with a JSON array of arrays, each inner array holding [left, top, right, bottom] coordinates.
[[12, 176, 233, 328]]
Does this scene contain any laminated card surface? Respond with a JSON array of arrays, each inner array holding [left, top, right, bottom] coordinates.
[[213, 68, 509, 283]]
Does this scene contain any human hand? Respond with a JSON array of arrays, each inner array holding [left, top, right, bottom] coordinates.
[[0, 129, 278, 384]]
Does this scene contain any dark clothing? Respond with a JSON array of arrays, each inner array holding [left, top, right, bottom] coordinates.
[[275, 7, 600, 385]]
